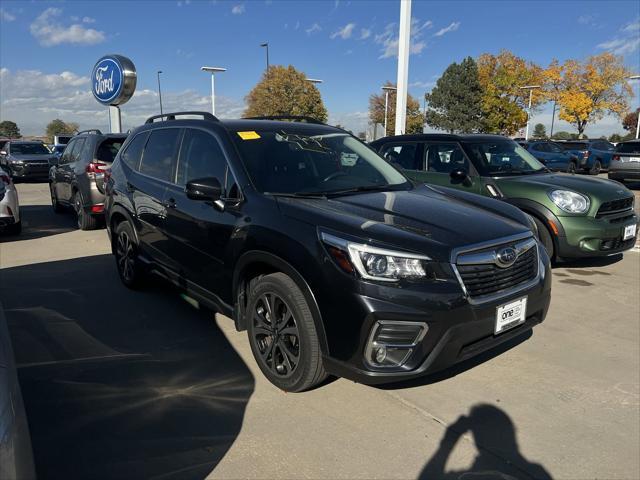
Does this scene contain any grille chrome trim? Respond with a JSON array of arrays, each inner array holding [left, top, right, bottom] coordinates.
[[451, 234, 542, 305]]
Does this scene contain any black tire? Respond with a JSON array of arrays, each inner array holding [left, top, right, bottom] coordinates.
[[113, 221, 146, 289], [50, 183, 64, 213], [589, 160, 602, 175], [246, 272, 327, 392], [532, 216, 554, 261], [73, 190, 98, 230], [566, 161, 577, 174], [5, 220, 21, 235]]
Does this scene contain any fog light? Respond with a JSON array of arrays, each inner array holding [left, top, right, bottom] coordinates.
[[375, 346, 387, 363]]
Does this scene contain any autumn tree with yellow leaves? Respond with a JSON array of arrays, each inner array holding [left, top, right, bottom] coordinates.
[[476, 51, 544, 135], [549, 53, 632, 138]]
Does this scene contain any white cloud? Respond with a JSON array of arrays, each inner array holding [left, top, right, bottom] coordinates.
[[306, 23, 321, 35], [1, 8, 16, 22], [331, 23, 356, 40], [375, 18, 432, 59], [231, 4, 245, 14], [577, 14, 596, 26], [360, 28, 371, 40], [597, 19, 640, 56], [0, 68, 245, 136], [329, 111, 369, 134], [30, 8, 105, 47], [433, 21, 460, 37], [409, 80, 435, 89], [82, 16, 96, 24]]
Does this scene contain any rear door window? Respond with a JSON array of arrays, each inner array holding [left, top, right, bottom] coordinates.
[[424, 143, 469, 173], [379, 143, 420, 170], [140, 128, 181, 182], [121, 132, 149, 171]]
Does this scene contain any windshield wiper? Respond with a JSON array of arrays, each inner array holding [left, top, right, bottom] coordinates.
[[323, 184, 395, 197], [268, 192, 327, 199]]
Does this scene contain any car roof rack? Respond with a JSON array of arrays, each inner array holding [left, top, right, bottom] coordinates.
[[75, 129, 103, 136], [145, 111, 219, 124], [244, 115, 325, 125]]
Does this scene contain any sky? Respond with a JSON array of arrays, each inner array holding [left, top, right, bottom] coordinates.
[[0, 0, 639, 137]]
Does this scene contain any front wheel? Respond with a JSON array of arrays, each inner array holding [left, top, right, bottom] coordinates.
[[113, 221, 146, 289], [246, 273, 327, 392], [532, 216, 555, 262]]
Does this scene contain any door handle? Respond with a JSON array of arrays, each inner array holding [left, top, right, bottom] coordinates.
[[164, 197, 177, 209]]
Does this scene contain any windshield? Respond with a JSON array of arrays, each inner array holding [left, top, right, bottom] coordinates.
[[11, 143, 50, 155], [232, 129, 410, 195], [465, 140, 547, 176]]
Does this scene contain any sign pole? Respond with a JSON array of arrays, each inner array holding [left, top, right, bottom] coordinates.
[[109, 106, 122, 133], [395, 0, 411, 135]]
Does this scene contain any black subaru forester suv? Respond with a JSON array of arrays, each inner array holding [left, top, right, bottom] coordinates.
[[104, 112, 551, 392]]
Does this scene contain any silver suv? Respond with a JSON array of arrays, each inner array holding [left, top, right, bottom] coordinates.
[[49, 130, 127, 230]]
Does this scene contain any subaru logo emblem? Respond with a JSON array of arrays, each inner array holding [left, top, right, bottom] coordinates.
[[496, 247, 517, 268]]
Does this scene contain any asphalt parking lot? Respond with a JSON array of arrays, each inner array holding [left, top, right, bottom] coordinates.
[[0, 181, 638, 480]]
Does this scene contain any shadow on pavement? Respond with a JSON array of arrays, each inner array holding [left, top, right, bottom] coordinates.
[[0, 205, 78, 243], [556, 253, 624, 269], [419, 404, 552, 480], [375, 330, 532, 391], [0, 254, 255, 480]]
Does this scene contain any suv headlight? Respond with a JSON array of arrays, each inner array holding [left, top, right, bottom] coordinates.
[[548, 189, 590, 214], [322, 233, 432, 282]]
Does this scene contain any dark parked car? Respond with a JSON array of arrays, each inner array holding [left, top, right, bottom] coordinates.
[[520, 140, 578, 173], [371, 134, 638, 261], [0, 141, 56, 181], [49, 129, 127, 230], [557, 139, 615, 174], [105, 112, 551, 392], [50, 144, 66, 161], [608, 140, 640, 184]]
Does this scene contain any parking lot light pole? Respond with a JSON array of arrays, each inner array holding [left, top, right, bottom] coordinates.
[[629, 75, 640, 139], [201, 66, 226, 116], [156, 70, 163, 115], [382, 86, 397, 136], [260, 42, 270, 72], [519, 85, 541, 140]]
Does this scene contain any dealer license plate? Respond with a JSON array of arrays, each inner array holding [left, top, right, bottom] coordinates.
[[623, 224, 637, 241], [627, 156, 640, 162], [495, 297, 527, 334]]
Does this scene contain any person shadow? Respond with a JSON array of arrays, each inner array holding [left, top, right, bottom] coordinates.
[[419, 404, 552, 480]]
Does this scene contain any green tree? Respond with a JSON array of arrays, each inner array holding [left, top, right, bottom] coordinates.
[[46, 119, 79, 143], [0, 120, 21, 138], [532, 123, 547, 139], [369, 81, 424, 136], [424, 57, 484, 133], [608, 133, 624, 143], [477, 50, 544, 135], [551, 131, 572, 140], [243, 65, 328, 122]]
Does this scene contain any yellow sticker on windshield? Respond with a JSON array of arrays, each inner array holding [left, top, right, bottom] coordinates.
[[237, 131, 261, 140]]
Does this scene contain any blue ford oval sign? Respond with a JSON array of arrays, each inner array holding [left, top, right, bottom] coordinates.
[[91, 54, 137, 106]]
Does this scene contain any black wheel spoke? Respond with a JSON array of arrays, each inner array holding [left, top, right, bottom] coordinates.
[[280, 326, 298, 336], [280, 340, 299, 364]]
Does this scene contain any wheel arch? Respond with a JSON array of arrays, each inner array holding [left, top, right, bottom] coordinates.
[[232, 250, 329, 356], [504, 198, 565, 253], [108, 204, 139, 253]]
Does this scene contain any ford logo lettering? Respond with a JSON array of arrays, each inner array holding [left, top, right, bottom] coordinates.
[[496, 247, 517, 268], [91, 55, 137, 106]]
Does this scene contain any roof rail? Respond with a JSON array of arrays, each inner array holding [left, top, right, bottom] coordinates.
[[245, 115, 325, 125], [145, 111, 219, 124], [75, 129, 103, 136]]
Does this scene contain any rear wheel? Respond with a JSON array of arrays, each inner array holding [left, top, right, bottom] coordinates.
[[73, 190, 98, 230], [114, 221, 146, 289], [246, 272, 327, 392], [566, 161, 577, 174], [589, 160, 602, 175], [533, 216, 555, 262]]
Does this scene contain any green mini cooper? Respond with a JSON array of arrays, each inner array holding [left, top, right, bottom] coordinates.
[[370, 134, 638, 261]]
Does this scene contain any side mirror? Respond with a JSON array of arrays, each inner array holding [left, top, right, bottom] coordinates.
[[450, 168, 471, 185], [186, 177, 222, 202]]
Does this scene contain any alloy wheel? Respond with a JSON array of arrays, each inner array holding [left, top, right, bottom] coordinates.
[[74, 193, 84, 228], [116, 230, 136, 283], [252, 292, 301, 378]]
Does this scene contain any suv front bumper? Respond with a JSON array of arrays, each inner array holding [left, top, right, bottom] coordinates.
[[319, 251, 551, 385]]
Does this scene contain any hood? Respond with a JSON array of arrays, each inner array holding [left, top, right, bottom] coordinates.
[[10, 154, 53, 162], [496, 173, 633, 204], [277, 185, 531, 261]]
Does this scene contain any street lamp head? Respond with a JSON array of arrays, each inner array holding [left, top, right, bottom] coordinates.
[[260, 42, 268, 47], [519, 85, 541, 90], [628, 75, 640, 80], [157, 70, 163, 74], [306, 78, 323, 84], [381, 86, 397, 91], [201, 66, 227, 73]]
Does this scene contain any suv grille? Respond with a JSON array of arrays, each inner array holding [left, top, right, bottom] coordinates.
[[456, 239, 538, 298], [597, 197, 633, 217]]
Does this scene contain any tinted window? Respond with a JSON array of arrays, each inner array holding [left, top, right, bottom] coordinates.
[[10, 143, 50, 155], [177, 129, 227, 186], [532, 143, 549, 152], [96, 138, 126, 164], [465, 140, 546, 175], [121, 132, 149, 171], [616, 142, 640, 154], [548, 142, 563, 153], [424, 143, 469, 174], [60, 140, 76, 164], [140, 129, 180, 181], [379, 143, 419, 170], [69, 139, 86, 163], [560, 142, 587, 151]]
